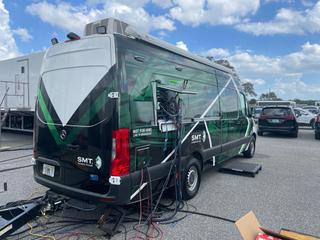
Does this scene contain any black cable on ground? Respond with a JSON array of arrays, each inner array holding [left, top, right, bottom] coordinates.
[[0, 164, 32, 173], [0, 153, 33, 164], [177, 209, 235, 223], [0, 146, 33, 152], [8, 219, 97, 238]]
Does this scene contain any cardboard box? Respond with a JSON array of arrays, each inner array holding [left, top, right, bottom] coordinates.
[[235, 211, 320, 240]]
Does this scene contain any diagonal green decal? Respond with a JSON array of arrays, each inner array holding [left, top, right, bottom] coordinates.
[[37, 89, 64, 145], [38, 86, 112, 145], [65, 89, 110, 144]]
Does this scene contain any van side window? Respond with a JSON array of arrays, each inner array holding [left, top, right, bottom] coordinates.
[[153, 68, 219, 120], [239, 93, 247, 116], [125, 51, 155, 127], [220, 88, 239, 119], [187, 80, 219, 118], [216, 72, 239, 119]]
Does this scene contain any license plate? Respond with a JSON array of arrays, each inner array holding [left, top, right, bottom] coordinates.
[[270, 119, 280, 123], [42, 164, 55, 177]]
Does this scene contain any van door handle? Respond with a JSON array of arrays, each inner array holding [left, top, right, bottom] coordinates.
[[67, 144, 80, 150]]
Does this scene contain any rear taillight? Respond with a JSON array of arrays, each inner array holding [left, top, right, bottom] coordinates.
[[110, 128, 130, 176], [259, 114, 267, 120], [285, 115, 295, 120]]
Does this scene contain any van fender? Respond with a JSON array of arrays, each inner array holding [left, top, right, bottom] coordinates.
[[244, 133, 256, 152]]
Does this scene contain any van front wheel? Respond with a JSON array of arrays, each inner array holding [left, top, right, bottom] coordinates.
[[182, 159, 201, 200]]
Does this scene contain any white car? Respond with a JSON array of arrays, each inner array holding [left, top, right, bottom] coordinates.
[[294, 107, 316, 129]]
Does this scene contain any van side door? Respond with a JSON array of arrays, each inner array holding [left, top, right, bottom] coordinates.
[[239, 93, 250, 137], [217, 73, 241, 159]]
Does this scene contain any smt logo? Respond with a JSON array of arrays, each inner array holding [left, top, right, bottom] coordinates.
[[191, 131, 207, 144], [191, 133, 202, 143], [76, 156, 94, 167]]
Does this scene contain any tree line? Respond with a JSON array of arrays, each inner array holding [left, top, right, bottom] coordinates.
[[241, 82, 317, 105]]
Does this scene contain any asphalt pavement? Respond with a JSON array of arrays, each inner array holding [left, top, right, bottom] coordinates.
[[0, 128, 319, 239]]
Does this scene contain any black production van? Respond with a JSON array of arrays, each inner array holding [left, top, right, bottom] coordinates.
[[33, 18, 256, 205]]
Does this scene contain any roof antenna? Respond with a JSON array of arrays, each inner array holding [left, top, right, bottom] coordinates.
[[51, 37, 59, 45]]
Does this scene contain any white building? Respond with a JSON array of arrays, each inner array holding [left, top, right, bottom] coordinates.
[[0, 52, 44, 132]]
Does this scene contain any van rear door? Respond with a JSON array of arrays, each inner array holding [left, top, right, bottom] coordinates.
[[35, 35, 117, 195]]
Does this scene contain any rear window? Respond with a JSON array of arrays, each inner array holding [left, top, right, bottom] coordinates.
[[262, 108, 292, 116], [255, 108, 262, 114]]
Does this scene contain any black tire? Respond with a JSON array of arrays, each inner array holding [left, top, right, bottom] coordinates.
[[243, 136, 256, 158], [182, 158, 201, 200], [258, 131, 263, 136], [291, 130, 298, 138], [315, 132, 320, 140]]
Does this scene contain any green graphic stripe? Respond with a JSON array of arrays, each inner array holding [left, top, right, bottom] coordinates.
[[37, 89, 64, 145], [38, 85, 112, 145], [65, 89, 110, 144]]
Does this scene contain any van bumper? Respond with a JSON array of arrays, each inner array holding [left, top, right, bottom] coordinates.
[[34, 159, 174, 205], [258, 126, 297, 133], [34, 168, 132, 205]]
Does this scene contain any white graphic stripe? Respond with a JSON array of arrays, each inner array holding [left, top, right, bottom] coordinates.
[[130, 182, 148, 200], [204, 121, 212, 148], [231, 77, 252, 153], [161, 75, 232, 164], [133, 75, 232, 199]]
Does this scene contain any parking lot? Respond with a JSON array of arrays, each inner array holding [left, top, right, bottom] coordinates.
[[1, 128, 320, 239]]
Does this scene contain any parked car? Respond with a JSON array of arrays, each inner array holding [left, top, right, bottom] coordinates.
[[294, 107, 316, 129], [303, 106, 319, 115], [258, 106, 298, 137], [253, 107, 262, 122], [315, 114, 320, 139]]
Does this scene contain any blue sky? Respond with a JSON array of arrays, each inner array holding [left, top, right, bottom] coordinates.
[[1, 0, 320, 100]]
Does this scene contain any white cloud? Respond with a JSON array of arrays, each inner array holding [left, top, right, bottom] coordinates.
[[228, 42, 320, 78], [0, 0, 19, 60], [203, 48, 230, 59], [12, 28, 32, 42], [229, 52, 283, 76], [169, 0, 260, 26], [201, 42, 320, 99], [282, 42, 320, 72], [274, 75, 320, 99], [26, 2, 95, 34], [236, 2, 320, 35], [175, 41, 188, 51], [26, 1, 175, 35]]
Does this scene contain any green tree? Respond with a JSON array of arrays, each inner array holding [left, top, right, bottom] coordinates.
[[242, 82, 257, 97], [291, 99, 315, 105], [259, 91, 281, 101], [249, 98, 257, 105]]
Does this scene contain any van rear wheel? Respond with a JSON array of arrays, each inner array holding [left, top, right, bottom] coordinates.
[[182, 158, 201, 200]]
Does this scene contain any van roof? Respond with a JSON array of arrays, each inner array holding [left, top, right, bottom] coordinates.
[[84, 18, 236, 75]]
